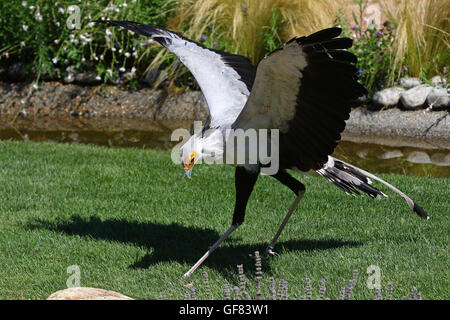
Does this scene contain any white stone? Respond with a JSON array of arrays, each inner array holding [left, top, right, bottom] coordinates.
[[400, 84, 433, 109], [426, 87, 448, 109], [399, 77, 422, 89], [430, 75, 447, 87], [47, 287, 134, 300], [372, 87, 405, 107]]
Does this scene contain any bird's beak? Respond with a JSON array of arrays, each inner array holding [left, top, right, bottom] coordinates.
[[184, 152, 196, 179]]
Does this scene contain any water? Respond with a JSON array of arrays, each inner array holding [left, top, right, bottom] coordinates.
[[1, 116, 449, 178]]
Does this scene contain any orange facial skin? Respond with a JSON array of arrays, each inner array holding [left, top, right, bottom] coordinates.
[[184, 152, 197, 171]]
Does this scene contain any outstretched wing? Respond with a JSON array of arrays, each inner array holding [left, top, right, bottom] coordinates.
[[232, 27, 367, 171], [104, 21, 256, 127]]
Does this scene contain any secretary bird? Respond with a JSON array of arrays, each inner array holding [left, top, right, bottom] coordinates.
[[102, 21, 429, 278]]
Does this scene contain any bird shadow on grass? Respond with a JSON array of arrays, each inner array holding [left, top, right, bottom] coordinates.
[[27, 215, 362, 279]]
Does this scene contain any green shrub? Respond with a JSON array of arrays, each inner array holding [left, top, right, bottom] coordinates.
[[0, 0, 174, 84], [337, 1, 396, 94]]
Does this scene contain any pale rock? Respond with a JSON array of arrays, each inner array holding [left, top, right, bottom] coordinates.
[[426, 87, 448, 110], [378, 150, 403, 160], [400, 84, 433, 109], [47, 287, 134, 300], [372, 87, 404, 107], [406, 151, 431, 164], [399, 77, 422, 89], [430, 75, 447, 87], [430, 153, 450, 166]]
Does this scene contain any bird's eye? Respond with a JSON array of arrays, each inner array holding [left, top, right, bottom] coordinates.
[[190, 157, 195, 164]]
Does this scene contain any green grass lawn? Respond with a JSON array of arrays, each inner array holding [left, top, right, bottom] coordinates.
[[0, 141, 448, 300]]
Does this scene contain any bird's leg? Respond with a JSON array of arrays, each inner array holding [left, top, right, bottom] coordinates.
[[183, 224, 239, 278], [265, 170, 305, 256], [183, 166, 259, 278], [265, 191, 304, 255]]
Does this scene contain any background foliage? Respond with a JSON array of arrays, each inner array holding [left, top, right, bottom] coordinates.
[[0, 0, 448, 94]]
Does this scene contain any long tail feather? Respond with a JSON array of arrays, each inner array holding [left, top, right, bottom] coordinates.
[[317, 156, 430, 220]]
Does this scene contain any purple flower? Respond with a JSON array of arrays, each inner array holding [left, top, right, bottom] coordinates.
[[215, 43, 220, 47], [376, 31, 381, 37], [389, 25, 394, 30], [443, 66, 448, 74], [241, 4, 248, 17], [404, 66, 408, 72], [209, 24, 213, 29], [201, 35, 207, 40], [358, 69, 364, 75], [114, 43, 119, 49], [352, 25, 357, 30]]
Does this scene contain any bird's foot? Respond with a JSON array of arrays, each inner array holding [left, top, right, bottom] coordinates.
[[264, 246, 278, 256]]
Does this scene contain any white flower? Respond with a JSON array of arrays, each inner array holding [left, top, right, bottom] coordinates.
[[32, 83, 38, 89], [124, 52, 131, 58], [35, 13, 43, 22], [119, 67, 126, 72], [58, 7, 64, 14], [95, 76, 101, 81], [115, 8, 120, 13], [20, 41, 26, 47], [54, 39, 60, 44], [21, 1, 27, 7], [81, 57, 86, 63], [105, 28, 112, 36], [131, 67, 136, 74], [52, 57, 58, 64], [29, 5, 35, 10], [122, 3, 127, 7], [22, 25, 29, 31], [88, 22, 95, 28], [107, 69, 113, 77], [55, 21, 60, 27], [111, 47, 116, 52]]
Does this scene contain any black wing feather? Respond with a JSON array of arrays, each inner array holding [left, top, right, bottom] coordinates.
[[279, 28, 367, 171]]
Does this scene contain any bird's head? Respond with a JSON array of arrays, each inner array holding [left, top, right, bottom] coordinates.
[[179, 128, 224, 179], [179, 136, 202, 179]]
